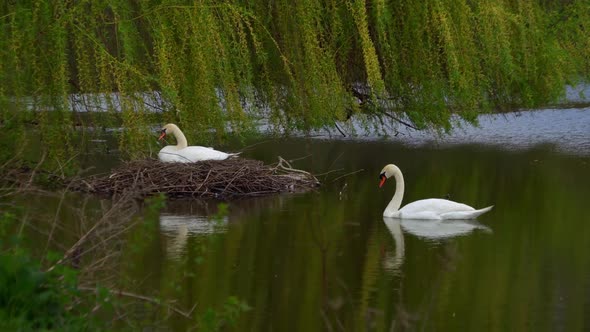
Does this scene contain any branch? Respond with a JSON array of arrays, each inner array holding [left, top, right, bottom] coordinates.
[[333, 122, 346, 137], [350, 87, 419, 131], [78, 286, 194, 320], [275, 156, 318, 182], [378, 110, 419, 130], [46, 195, 137, 272], [331, 169, 365, 183]]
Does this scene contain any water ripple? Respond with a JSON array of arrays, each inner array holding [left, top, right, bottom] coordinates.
[[350, 107, 590, 156]]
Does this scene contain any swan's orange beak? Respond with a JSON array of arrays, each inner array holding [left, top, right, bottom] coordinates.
[[158, 130, 166, 140], [379, 174, 386, 188]]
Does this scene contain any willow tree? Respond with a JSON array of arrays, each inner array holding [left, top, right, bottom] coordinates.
[[0, 0, 588, 161]]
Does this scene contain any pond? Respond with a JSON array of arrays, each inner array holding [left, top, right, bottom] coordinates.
[[15, 107, 590, 331]]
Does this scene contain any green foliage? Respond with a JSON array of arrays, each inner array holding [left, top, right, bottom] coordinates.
[[0, 116, 27, 165], [0, 0, 588, 157], [197, 296, 251, 332], [0, 252, 73, 330], [0, 212, 104, 331]]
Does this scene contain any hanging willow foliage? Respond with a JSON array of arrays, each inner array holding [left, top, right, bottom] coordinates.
[[0, 0, 588, 162]]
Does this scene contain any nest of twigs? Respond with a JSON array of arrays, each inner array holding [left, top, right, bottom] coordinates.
[[73, 157, 320, 200]]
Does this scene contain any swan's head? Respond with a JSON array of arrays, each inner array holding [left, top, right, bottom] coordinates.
[[379, 164, 398, 188], [159, 123, 178, 140]]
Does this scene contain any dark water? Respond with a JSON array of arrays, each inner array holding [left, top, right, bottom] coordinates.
[[154, 140, 590, 331], [17, 108, 590, 331]]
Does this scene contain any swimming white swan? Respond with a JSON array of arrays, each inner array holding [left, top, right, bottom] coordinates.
[[379, 164, 493, 219], [158, 123, 240, 163]]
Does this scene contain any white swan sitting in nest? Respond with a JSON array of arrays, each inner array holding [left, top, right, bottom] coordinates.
[[158, 123, 240, 163], [379, 164, 493, 219]]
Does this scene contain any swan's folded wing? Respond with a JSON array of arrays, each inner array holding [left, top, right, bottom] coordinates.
[[182, 146, 231, 161], [401, 198, 475, 214], [159, 146, 193, 163], [439, 206, 493, 220]]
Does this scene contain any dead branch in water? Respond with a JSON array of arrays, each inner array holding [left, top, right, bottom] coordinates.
[[46, 193, 139, 273]]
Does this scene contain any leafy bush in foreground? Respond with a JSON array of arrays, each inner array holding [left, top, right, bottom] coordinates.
[[0, 212, 102, 331]]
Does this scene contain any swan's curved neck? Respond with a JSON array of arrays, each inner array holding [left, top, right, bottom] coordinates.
[[170, 125, 188, 149], [384, 166, 404, 217]]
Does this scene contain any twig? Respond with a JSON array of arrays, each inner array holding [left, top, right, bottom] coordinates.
[[380, 111, 419, 131], [276, 156, 320, 183], [287, 154, 312, 163], [327, 151, 345, 170], [331, 169, 365, 182], [78, 286, 193, 320], [237, 139, 273, 152], [42, 189, 67, 262], [26, 151, 47, 187], [334, 121, 347, 137], [46, 195, 136, 272], [314, 168, 345, 178]]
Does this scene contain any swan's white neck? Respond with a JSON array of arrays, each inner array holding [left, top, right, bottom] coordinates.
[[169, 125, 188, 149], [383, 165, 405, 217]]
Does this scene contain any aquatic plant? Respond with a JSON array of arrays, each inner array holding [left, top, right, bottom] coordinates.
[[0, 0, 588, 159]]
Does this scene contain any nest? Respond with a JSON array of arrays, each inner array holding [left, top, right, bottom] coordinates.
[[73, 157, 320, 200]]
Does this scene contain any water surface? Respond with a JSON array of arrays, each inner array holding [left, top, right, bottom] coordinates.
[[151, 105, 589, 330], [18, 108, 590, 331]]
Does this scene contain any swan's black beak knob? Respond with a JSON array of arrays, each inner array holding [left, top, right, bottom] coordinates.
[[158, 129, 166, 140]]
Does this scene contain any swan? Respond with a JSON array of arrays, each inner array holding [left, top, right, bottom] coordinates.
[[379, 164, 493, 219], [158, 123, 240, 163]]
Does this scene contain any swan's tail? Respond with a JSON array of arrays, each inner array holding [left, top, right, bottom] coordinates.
[[228, 152, 242, 158], [471, 205, 494, 218], [441, 205, 494, 220]]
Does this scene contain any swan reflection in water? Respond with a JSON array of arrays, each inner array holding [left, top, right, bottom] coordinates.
[[381, 217, 492, 275], [382, 218, 405, 275], [380, 217, 492, 331], [399, 218, 492, 242], [160, 212, 228, 260]]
